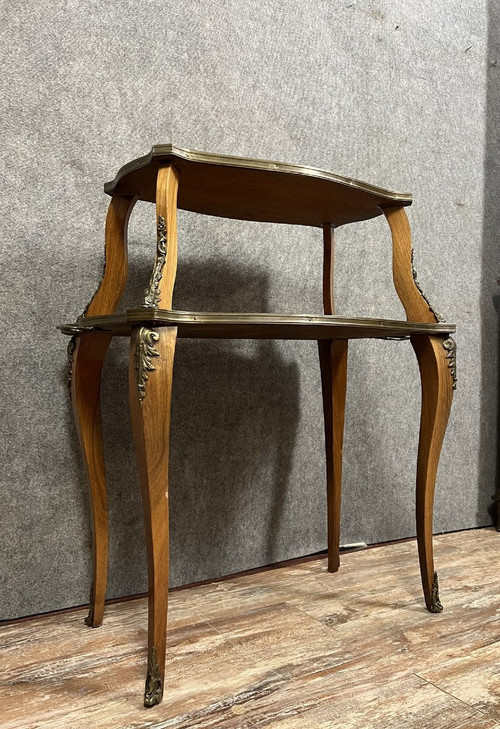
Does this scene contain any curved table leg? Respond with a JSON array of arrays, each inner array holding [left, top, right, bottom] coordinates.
[[70, 333, 112, 627], [318, 339, 348, 573], [411, 333, 455, 612], [69, 195, 137, 627], [129, 325, 177, 707]]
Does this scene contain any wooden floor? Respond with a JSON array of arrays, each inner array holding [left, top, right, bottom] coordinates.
[[1, 528, 499, 728]]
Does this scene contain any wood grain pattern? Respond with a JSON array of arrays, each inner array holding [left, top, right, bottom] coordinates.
[[318, 224, 348, 574], [70, 195, 137, 628], [382, 205, 439, 324], [70, 334, 111, 628], [126, 164, 181, 707], [1, 529, 499, 728], [84, 195, 138, 318], [239, 671, 499, 729], [62, 158, 456, 712], [154, 164, 180, 309], [411, 334, 454, 612], [381, 204, 454, 613], [418, 638, 500, 723], [103, 145, 412, 227], [129, 325, 178, 707], [318, 340, 348, 574]]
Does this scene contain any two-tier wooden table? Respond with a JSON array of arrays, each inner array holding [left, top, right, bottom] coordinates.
[[61, 145, 456, 707]]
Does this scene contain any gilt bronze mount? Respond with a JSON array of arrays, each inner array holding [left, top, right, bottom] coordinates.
[[135, 327, 160, 402], [144, 647, 163, 707]]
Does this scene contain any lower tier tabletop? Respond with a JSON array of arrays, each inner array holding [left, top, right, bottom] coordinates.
[[60, 309, 456, 340]]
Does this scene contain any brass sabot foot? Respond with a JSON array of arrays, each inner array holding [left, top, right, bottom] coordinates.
[[429, 571, 443, 613], [144, 647, 163, 707]]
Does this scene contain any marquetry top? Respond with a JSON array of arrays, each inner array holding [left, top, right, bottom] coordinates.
[[104, 145, 412, 228]]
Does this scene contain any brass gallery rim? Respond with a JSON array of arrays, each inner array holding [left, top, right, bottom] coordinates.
[[60, 308, 456, 336], [104, 144, 413, 203]]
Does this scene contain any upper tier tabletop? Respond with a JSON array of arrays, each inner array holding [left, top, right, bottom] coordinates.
[[104, 145, 412, 228]]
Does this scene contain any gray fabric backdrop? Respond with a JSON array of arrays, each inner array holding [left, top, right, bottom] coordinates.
[[1, 0, 497, 620]]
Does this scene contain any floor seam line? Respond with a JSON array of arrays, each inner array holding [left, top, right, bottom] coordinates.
[[413, 671, 493, 717]]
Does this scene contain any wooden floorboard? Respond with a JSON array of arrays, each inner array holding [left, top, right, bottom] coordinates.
[[1, 528, 499, 728]]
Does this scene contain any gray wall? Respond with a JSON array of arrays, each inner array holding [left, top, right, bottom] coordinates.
[[1, 1, 497, 620]]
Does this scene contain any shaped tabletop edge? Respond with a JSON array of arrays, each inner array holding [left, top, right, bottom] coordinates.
[[103, 144, 413, 205]]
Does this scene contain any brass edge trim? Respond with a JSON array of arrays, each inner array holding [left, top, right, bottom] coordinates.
[[144, 647, 162, 707], [135, 326, 160, 402], [60, 310, 456, 335], [411, 250, 446, 324], [59, 314, 128, 335], [104, 148, 155, 194], [142, 215, 167, 308], [104, 144, 413, 203], [443, 336, 457, 390], [126, 310, 456, 333]]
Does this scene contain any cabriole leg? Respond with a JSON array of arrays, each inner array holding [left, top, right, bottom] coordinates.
[[68, 195, 136, 626], [318, 339, 348, 573], [70, 332, 112, 627], [411, 333, 455, 612], [129, 325, 177, 707]]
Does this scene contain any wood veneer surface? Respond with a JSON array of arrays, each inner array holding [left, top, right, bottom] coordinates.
[[1, 528, 499, 728], [104, 145, 413, 227]]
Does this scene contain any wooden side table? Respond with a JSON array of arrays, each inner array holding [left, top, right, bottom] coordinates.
[[61, 145, 456, 707]]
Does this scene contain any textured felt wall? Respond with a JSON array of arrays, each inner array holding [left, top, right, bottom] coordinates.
[[0, 1, 497, 619]]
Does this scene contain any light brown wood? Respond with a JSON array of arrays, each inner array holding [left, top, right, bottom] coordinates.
[[382, 205, 455, 612], [104, 145, 412, 227], [318, 339, 348, 573], [70, 334, 111, 628], [411, 334, 454, 612], [318, 224, 348, 572], [70, 195, 137, 628], [61, 152, 456, 709], [129, 325, 177, 707], [154, 164, 180, 309], [382, 205, 439, 324], [126, 163, 181, 707], [1, 529, 498, 728], [85, 195, 138, 318]]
